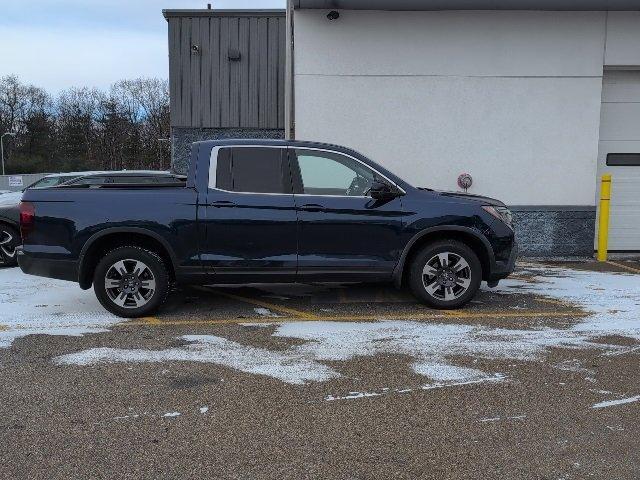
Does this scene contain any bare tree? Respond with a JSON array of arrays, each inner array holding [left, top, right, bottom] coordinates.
[[0, 75, 171, 174], [113, 78, 170, 170], [0, 75, 56, 172]]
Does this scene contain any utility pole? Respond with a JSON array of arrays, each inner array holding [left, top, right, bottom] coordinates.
[[1, 132, 17, 176]]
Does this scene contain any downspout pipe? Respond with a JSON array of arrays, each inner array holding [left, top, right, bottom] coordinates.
[[285, 0, 295, 139]]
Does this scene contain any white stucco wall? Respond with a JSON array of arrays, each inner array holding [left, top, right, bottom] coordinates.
[[293, 10, 608, 206], [604, 12, 640, 66]]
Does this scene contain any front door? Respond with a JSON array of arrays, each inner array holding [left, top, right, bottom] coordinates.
[[290, 148, 405, 282], [202, 146, 298, 282]]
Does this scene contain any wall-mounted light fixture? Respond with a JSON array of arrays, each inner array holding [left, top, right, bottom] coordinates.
[[327, 10, 339, 20]]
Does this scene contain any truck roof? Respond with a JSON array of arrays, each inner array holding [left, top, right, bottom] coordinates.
[[193, 138, 369, 160]]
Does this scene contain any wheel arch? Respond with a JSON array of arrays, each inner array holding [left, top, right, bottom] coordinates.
[[393, 226, 495, 288], [0, 218, 19, 232], [78, 227, 177, 290]]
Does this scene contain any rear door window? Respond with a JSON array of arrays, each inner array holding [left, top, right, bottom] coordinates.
[[213, 147, 289, 194]]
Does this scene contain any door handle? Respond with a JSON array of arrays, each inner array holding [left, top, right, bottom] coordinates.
[[299, 203, 324, 212], [210, 200, 236, 208]]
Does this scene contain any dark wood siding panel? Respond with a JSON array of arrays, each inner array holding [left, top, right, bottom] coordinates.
[[219, 17, 230, 128], [248, 17, 260, 128], [277, 16, 286, 129], [167, 13, 285, 129], [267, 18, 279, 129], [228, 17, 240, 127], [257, 17, 269, 129], [179, 17, 191, 127], [190, 17, 201, 127], [209, 17, 221, 127], [199, 17, 211, 127], [168, 18, 180, 126], [238, 17, 250, 128]]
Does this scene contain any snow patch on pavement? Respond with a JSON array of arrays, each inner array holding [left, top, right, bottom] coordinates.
[[592, 395, 640, 409], [55, 335, 339, 384], [479, 415, 526, 422], [0, 267, 118, 349], [325, 375, 505, 401], [253, 307, 280, 317], [497, 263, 640, 339], [4, 262, 640, 388]]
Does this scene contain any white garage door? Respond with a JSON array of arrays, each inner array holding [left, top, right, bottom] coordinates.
[[597, 70, 640, 251]]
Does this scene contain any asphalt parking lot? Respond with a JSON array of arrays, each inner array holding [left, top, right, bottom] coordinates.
[[1, 260, 639, 479]]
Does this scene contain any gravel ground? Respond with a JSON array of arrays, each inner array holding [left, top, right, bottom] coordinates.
[[0, 260, 639, 479]]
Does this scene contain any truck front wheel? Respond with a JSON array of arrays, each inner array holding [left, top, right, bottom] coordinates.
[[93, 246, 169, 318], [408, 240, 482, 309]]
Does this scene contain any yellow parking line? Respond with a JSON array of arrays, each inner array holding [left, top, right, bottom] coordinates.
[[195, 286, 321, 320], [607, 260, 640, 274], [536, 298, 572, 306], [0, 324, 8, 331], [116, 309, 587, 328], [439, 310, 585, 319]]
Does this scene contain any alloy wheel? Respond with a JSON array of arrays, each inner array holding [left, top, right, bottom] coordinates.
[[0, 229, 17, 261], [422, 251, 472, 302], [104, 259, 156, 309]]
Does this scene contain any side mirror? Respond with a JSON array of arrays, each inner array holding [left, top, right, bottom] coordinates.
[[369, 180, 398, 200]]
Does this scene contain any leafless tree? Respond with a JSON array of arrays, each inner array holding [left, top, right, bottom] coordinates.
[[0, 75, 171, 174]]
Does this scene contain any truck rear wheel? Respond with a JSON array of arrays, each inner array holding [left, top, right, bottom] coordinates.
[[408, 240, 482, 309], [93, 246, 169, 318]]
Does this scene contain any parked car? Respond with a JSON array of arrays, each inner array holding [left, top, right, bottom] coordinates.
[[61, 171, 186, 187], [17, 139, 517, 317], [26, 171, 97, 189], [0, 171, 181, 267], [0, 191, 21, 266]]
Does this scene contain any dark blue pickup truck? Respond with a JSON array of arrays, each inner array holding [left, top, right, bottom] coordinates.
[[17, 139, 516, 317]]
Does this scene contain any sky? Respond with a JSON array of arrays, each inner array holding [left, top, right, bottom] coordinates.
[[0, 0, 284, 94]]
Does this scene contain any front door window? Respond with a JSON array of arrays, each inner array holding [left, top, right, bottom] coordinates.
[[294, 150, 376, 196]]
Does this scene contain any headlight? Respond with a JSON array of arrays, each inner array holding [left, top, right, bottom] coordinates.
[[482, 205, 514, 228]]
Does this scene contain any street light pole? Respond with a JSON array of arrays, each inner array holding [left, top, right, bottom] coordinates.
[[1, 132, 17, 176]]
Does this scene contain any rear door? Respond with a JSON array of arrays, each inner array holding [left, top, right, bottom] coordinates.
[[290, 148, 405, 281], [201, 146, 298, 281]]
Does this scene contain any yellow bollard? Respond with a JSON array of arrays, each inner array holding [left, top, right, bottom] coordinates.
[[597, 174, 612, 261]]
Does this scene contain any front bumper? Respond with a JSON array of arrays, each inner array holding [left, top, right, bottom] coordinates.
[[17, 246, 78, 282], [488, 241, 518, 281]]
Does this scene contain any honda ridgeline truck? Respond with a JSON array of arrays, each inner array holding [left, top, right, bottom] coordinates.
[[17, 140, 517, 317]]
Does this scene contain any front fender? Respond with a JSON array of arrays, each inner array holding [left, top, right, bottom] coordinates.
[[392, 225, 496, 288]]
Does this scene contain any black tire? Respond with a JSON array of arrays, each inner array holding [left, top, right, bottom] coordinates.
[[408, 240, 482, 309], [93, 246, 169, 318], [0, 224, 20, 267]]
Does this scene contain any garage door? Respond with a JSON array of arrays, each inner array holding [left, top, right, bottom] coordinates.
[[597, 70, 640, 251]]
